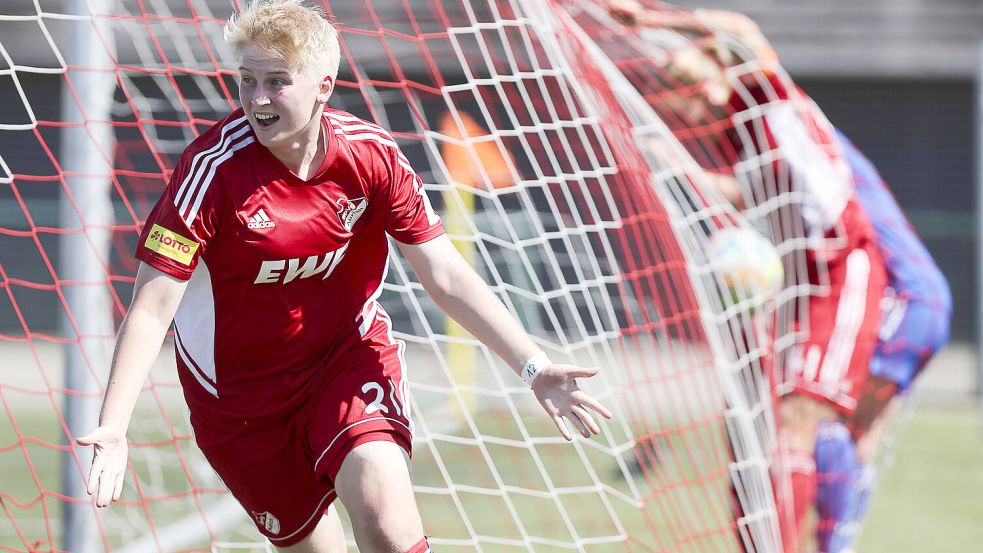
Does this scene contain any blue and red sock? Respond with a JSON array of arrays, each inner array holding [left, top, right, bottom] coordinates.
[[827, 463, 876, 553], [814, 421, 860, 553]]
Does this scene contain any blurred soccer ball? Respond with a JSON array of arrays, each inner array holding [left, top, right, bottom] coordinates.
[[706, 226, 784, 301]]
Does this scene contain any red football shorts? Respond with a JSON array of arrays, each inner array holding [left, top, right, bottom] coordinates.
[[780, 200, 887, 415], [191, 303, 413, 546]]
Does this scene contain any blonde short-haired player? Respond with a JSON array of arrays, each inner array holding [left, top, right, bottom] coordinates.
[[76, 1, 612, 551]]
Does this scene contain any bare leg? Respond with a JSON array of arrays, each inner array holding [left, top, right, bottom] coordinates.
[[334, 441, 426, 553], [277, 504, 348, 553]]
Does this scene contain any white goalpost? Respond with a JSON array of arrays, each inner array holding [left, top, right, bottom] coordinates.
[[976, 38, 983, 423], [58, 2, 117, 552]]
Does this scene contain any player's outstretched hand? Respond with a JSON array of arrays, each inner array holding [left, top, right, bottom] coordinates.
[[531, 364, 613, 440], [77, 425, 129, 507]]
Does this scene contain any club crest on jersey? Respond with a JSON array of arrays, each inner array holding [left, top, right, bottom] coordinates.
[[336, 196, 367, 232], [251, 511, 281, 535]]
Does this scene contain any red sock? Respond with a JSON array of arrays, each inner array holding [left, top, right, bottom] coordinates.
[[786, 451, 817, 553], [405, 536, 431, 553]]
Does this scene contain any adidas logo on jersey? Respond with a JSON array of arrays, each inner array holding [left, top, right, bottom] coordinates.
[[247, 209, 276, 229]]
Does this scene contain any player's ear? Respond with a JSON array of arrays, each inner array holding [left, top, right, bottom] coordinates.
[[318, 75, 335, 103]]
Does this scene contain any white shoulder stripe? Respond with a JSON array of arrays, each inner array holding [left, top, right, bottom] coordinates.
[[176, 125, 253, 220], [324, 111, 379, 124], [326, 114, 420, 176], [331, 121, 395, 139], [325, 112, 397, 138], [174, 116, 249, 208], [177, 125, 253, 216], [336, 130, 417, 175], [396, 157, 415, 175], [335, 130, 400, 149], [183, 135, 255, 225]]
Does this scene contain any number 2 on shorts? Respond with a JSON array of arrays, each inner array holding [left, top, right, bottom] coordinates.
[[361, 378, 405, 416]]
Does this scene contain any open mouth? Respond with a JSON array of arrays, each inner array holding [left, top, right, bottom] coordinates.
[[253, 112, 280, 128]]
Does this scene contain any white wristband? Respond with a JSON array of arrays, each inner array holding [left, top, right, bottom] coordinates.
[[520, 351, 551, 386]]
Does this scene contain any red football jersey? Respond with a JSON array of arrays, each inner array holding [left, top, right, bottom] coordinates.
[[136, 107, 444, 417]]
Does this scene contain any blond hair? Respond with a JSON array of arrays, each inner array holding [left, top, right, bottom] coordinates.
[[224, 0, 340, 79]]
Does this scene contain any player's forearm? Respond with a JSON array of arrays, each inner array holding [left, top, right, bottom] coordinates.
[[424, 260, 540, 373], [97, 306, 173, 433], [97, 263, 187, 434], [400, 236, 542, 373]]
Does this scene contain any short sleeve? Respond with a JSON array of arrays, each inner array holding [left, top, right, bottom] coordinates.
[[383, 142, 444, 244], [135, 151, 224, 280]]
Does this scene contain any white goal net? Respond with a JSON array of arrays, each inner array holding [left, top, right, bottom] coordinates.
[[0, 0, 785, 551]]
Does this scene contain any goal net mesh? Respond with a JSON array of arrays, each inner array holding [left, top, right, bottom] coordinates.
[[562, 1, 860, 548], [0, 0, 784, 551]]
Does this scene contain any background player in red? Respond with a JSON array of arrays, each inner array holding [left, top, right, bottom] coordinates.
[[75, 1, 612, 551], [601, 4, 887, 550], [653, 14, 951, 553]]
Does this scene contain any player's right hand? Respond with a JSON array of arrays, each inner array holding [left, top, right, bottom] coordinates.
[[77, 425, 129, 507]]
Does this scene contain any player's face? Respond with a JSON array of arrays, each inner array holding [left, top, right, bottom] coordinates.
[[238, 44, 333, 154]]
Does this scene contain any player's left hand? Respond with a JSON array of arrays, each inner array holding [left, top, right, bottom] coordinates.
[[77, 424, 129, 507], [531, 364, 613, 440]]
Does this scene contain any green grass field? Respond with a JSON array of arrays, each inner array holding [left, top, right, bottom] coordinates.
[[857, 407, 983, 553], [3, 400, 982, 552]]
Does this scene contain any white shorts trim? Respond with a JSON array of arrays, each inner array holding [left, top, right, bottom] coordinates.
[[265, 490, 335, 544], [312, 417, 413, 474]]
